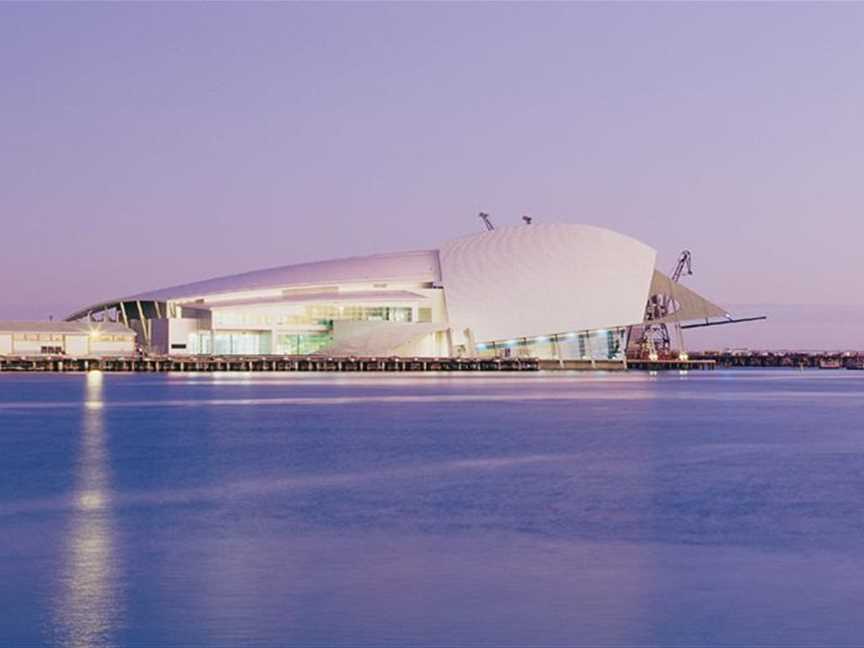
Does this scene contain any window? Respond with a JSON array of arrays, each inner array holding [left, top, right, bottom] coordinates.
[[276, 332, 332, 355], [188, 333, 213, 355], [212, 332, 271, 355], [170, 343, 188, 350]]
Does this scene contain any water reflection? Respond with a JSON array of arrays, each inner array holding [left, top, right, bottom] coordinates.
[[54, 371, 123, 647]]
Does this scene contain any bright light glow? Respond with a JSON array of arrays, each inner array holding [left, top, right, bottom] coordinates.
[[596, 329, 607, 335], [78, 491, 106, 511], [506, 339, 518, 346], [89, 329, 100, 339], [648, 353, 659, 361], [476, 343, 487, 350], [567, 332, 577, 339], [678, 352, 689, 361], [535, 336, 548, 343]]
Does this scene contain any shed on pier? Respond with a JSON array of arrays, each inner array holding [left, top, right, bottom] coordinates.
[[0, 321, 135, 357]]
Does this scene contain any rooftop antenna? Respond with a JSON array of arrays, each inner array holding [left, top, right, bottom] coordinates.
[[478, 212, 495, 231], [522, 215, 532, 225]]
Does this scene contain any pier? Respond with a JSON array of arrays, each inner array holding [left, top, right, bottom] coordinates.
[[625, 358, 716, 371], [0, 354, 541, 373], [689, 350, 864, 369], [628, 350, 864, 370], [3, 351, 859, 373]]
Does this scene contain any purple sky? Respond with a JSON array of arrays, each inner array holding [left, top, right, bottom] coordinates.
[[3, 3, 863, 348]]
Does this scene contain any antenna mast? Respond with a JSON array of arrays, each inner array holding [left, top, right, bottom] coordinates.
[[478, 212, 495, 231]]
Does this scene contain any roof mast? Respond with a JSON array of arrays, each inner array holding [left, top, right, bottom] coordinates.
[[478, 212, 495, 231]]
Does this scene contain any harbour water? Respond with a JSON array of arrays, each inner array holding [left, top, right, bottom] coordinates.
[[1, 370, 863, 646]]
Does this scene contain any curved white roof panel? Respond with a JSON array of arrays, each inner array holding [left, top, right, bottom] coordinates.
[[129, 249, 441, 303], [439, 224, 657, 343]]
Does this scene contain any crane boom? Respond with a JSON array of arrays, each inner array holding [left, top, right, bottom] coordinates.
[[671, 250, 692, 282]]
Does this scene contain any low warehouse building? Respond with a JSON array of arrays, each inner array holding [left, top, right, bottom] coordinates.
[[0, 321, 136, 357]]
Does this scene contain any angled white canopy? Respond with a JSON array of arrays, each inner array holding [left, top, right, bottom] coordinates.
[[647, 271, 728, 324], [318, 322, 447, 357]]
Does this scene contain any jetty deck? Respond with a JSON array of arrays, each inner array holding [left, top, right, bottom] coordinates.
[[625, 358, 715, 371], [6, 351, 854, 373], [0, 354, 716, 373], [0, 355, 541, 373]]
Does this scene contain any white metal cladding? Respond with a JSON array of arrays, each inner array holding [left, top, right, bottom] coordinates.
[[439, 224, 657, 343], [129, 250, 442, 303]]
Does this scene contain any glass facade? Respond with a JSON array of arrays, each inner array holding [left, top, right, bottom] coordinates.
[[189, 332, 272, 355], [275, 332, 332, 355], [476, 328, 628, 361], [188, 330, 334, 356], [186, 302, 420, 356], [212, 305, 413, 329]]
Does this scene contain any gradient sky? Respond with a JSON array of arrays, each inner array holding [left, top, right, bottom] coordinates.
[[3, 3, 864, 348]]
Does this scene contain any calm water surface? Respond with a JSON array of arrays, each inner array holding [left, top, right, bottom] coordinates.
[[1, 370, 863, 647]]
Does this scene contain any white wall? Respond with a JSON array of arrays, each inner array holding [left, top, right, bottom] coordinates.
[[64, 335, 89, 356], [0, 331, 134, 356], [392, 330, 449, 357], [90, 340, 135, 356], [326, 320, 447, 356], [165, 318, 205, 355], [439, 224, 656, 345]]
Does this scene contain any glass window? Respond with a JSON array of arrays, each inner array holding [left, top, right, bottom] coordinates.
[[212, 332, 270, 355], [276, 332, 332, 355]]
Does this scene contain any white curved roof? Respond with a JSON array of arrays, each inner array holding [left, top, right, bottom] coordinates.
[[67, 249, 441, 318], [439, 224, 657, 343], [134, 249, 441, 302], [66, 249, 440, 320]]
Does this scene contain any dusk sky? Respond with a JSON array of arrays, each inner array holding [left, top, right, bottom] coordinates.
[[3, 3, 864, 348]]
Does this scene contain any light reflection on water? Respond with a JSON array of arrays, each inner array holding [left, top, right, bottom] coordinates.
[[53, 371, 123, 647]]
